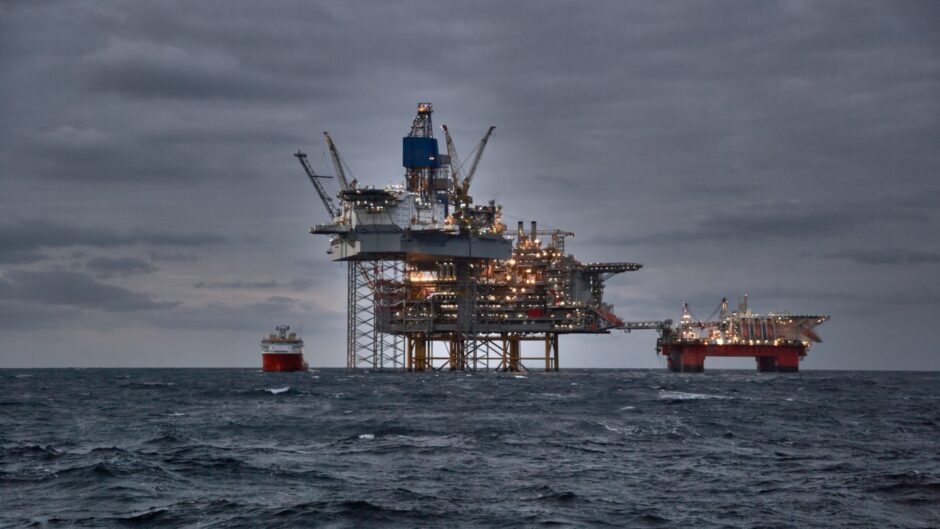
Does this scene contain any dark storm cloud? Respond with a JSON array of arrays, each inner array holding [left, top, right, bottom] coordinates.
[[0, 218, 227, 255], [823, 249, 940, 265], [742, 285, 940, 308], [194, 280, 278, 289], [0, 249, 46, 265], [144, 295, 340, 332], [1, 1, 938, 368], [85, 256, 158, 278], [0, 299, 82, 330], [149, 251, 198, 263], [192, 278, 321, 290], [287, 277, 318, 291], [253, 296, 298, 309], [83, 38, 291, 101], [588, 196, 931, 246], [0, 270, 176, 312]]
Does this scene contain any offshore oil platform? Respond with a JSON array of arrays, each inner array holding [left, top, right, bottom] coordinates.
[[296, 103, 827, 372]]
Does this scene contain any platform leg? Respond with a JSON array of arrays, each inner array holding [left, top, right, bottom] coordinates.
[[756, 356, 777, 372], [552, 334, 559, 371], [680, 351, 705, 373], [413, 337, 428, 371], [406, 336, 413, 371], [775, 351, 800, 372], [666, 352, 679, 372], [508, 338, 520, 372]]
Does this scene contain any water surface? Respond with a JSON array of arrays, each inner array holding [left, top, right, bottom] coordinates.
[[2, 369, 938, 528]]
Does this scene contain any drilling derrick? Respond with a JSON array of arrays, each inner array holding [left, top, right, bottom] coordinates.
[[300, 103, 644, 371]]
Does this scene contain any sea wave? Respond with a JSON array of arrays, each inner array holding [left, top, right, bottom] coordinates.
[[658, 390, 733, 401], [2, 368, 937, 528]]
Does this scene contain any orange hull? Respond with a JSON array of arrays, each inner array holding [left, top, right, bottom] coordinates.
[[262, 354, 307, 372]]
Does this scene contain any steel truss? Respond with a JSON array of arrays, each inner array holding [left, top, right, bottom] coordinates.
[[405, 333, 560, 372], [346, 260, 406, 369], [346, 254, 564, 372]]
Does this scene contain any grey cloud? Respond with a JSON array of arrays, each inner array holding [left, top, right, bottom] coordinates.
[[145, 296, 339, 332], [715, 286, 940, 309], [193, 277, 323, 291], [85, 256, 158, 278], [256, 296, 297, 307], [0, 218, 227, 254], [83, 38, 298, 101], [25, 125, 113, 163], [0, 270, 176, 312], [1, 1, 938, 368], [287, 277, 317, 291], [0, 249, 46, 265], [245, 296, 306, 315], [0, 300, 83, 330], [589, 198, 930, 246], [194, 280, 278, 289], [822, 249, 940, 265], [149, 251, 198, 263]]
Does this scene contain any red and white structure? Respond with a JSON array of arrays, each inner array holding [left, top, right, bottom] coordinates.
[[261, 325, 307, 372], [657, 297, 829, 373]]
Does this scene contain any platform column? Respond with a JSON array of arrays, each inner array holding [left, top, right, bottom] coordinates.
[[412, 336, 428, 371], [543, 333, 559, 371], [776, 351, 800, 372], [679, 350, 705, 373], [508, 338, 521, 372], [664, 347, 679, 371], [544, 335, 551, 371], [756, 356, 777, 373], [666, 354, 679, 372], [406, 336, 413, 371], [448, 337, 466, 371], [551, 333, 559, 371]]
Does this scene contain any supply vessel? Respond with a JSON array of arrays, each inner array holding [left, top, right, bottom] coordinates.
[[657, 296, 829, 372], [261, 325, 307, 372]]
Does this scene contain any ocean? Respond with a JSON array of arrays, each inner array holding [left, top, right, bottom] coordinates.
[[1, 369, 938, 528]]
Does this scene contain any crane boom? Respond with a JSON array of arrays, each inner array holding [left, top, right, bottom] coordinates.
[[440, 124, 462, 191], [461, 126, 495, 194], [322, 131, 350, 191], [295, 151, 340, 218]]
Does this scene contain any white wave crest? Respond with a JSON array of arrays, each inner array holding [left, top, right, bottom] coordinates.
[[658, 390, 732, 400], [267, 387, 290, 395]]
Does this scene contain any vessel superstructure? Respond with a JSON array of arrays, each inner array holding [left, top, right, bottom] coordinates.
[[657, 297, 829, 372]]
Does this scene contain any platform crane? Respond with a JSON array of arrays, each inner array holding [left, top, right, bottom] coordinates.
[[439, 125, 496, 202], [294, 151, 340, 219], [460, 126, 495, 197], [440, 124, 462, 192], [322, 131, 351, 192]]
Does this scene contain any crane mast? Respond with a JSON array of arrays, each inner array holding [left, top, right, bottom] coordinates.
[[440, 124, 462, 192], [322, 131, 351, 191], [461, 126, 495, 196], [294, 150, 340, 219]]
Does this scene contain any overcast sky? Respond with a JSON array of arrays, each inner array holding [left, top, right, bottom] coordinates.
[[1, 1, 938, 369]]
